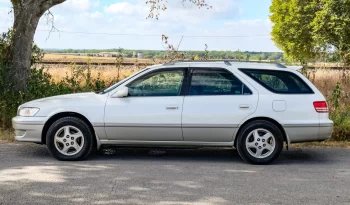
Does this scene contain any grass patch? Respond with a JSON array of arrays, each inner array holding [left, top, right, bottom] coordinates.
[[291, 140, 350, 148], [0, 129, 14, 142]]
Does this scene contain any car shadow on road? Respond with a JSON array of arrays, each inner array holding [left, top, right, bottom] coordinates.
[[90, 146, 330, 165], [4, 142, 331, 165]]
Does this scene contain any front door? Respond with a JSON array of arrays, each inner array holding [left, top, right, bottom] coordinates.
[[104, 68, 186, 141], [182, 68, 258, 142]]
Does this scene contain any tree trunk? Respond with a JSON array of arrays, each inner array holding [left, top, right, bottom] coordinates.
[[7, 0, 66, 92], [8, 9, 40, 91]]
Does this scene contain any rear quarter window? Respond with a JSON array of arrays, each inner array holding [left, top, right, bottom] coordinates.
[[239, 69, 314, 94]]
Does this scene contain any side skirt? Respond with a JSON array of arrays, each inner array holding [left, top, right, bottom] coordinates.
[[99, 140, 234, 148]]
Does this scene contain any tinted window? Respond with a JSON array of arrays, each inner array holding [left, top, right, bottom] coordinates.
[[189, 69, 252, 96], [128, 70, 185, 96], [240, 69, 313, 94]]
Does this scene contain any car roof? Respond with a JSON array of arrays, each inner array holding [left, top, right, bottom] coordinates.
[[146, 61, 301, 73], [151, 60, 290, 70]]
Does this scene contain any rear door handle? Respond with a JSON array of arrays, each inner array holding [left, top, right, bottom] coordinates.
[[239, 104, 251, 109], [166, 106, 179, 110]]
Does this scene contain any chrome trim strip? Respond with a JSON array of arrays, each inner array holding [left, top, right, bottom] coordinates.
[[92, 123, 105, 127], [103, 123, 239, 128], [320, 123, 333, 127], [182, 124, 239, 128], [13, 121, 45, 125], [283, 123, 320, 127], [104, 123, 181, 128]]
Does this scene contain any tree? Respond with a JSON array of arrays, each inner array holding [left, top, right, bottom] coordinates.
[[270, 0, 319, 64], [270, 0, 350, 65], [311, 0, 350, 64], [5, 0, 210, 93], [245, 53, 251, 61], [6, 0, 66, 92], [261, 53, 268, 60]]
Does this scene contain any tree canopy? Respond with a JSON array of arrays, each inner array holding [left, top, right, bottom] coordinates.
[[270, 0, 350, 64]]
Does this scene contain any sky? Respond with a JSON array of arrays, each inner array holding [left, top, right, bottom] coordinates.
[[0, 0, 279, 52]]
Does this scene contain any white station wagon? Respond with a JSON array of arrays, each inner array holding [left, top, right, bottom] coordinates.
[[12, 61, 333, 164]]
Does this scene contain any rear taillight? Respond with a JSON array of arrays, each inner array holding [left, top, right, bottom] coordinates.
[[313, 101, 328, 113]]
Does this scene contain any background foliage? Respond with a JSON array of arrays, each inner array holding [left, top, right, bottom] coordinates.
[[270, 0, 350, 64]]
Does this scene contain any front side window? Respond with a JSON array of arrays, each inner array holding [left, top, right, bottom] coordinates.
[[127, 69, 185, 96], [189, 69, 252, 96], [240, 69, 313, 94]]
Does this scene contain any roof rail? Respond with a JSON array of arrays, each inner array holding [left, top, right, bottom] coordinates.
[[163, 60, 286, 68]]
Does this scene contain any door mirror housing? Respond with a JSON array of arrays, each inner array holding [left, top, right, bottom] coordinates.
[[112, 87, 129, 98]]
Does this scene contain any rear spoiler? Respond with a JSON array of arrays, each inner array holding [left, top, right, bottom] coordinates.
[[286, 66, 303, 71]]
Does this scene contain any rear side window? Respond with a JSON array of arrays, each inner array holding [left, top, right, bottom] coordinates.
[[189, 68, 252, 96], [239, 69, 313, 94]]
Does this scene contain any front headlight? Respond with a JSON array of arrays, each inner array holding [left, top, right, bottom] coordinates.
[[18, 107, 40, 117]]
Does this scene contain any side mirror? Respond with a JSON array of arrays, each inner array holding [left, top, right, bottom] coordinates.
[[112, 87, 129, 98]]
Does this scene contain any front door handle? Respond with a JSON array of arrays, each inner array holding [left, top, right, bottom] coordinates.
[[166, 106, 179, 110], [239, 104, 251, 109]]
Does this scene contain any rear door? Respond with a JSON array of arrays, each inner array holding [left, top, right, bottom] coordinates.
[[182, 68, 258, 142]]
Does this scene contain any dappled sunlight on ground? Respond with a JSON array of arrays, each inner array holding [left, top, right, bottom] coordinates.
[[0, 166, 65, 183]]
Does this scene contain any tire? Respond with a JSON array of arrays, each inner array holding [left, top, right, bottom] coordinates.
[[236, 120, 283, 165], [46, 117, 94, 161]]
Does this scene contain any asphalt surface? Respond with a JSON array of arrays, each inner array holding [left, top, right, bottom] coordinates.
[[1, 142, 350, 205]]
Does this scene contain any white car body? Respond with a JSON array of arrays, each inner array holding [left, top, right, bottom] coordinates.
[[13, 61, 333, 154]]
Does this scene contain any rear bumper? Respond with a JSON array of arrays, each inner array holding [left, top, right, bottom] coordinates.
[[12, 116, 46, 143], [283, 122, 333, 143]]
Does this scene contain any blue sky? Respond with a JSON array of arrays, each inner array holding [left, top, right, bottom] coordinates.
[[0, 0, 279, 51]]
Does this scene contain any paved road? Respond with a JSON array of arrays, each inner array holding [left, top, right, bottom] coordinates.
[[0, 142, 350, 205]]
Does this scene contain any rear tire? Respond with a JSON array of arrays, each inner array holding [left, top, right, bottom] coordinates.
[[236, 120, 283, 165], [46, 117, 94, 161]]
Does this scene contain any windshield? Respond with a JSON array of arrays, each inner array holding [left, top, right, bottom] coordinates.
[[101, 67, 151, 93]]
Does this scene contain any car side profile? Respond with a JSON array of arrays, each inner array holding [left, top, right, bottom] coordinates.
[[12, 61, 333, 164]]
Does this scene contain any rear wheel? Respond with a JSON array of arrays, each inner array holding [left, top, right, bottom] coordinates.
[[236, 120, 283, 165], [46, 117, 94, 161]]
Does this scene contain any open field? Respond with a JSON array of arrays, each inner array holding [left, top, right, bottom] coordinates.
[[42, 64, 139, 83], [43, 54, 160, 65]]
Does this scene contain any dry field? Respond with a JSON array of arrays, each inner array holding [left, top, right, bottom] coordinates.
[[41, 64, 140, 82], [44, 54, 160, 64]]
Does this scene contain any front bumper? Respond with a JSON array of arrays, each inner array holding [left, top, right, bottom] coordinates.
[[12, 116, 47, 143]]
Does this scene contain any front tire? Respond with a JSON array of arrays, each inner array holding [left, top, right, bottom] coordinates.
[[46, 117, 94, 161], [236, 120, 283, 165]]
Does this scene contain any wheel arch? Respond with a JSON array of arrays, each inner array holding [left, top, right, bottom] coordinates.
[[41, 112, 97, 147], [234, 117, 289, 148]]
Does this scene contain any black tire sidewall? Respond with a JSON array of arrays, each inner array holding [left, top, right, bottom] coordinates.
[[237, 120, 283, 165], [46, 117, 93, 161]]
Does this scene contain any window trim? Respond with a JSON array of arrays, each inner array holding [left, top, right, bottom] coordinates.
[[185, 67, 253, 96], [239, 68, 314, 95], [124, 67, 188, 97]]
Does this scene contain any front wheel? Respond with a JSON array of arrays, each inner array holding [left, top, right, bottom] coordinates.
[[236, 120, 283, 165], [46, 117, 94, 161]]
